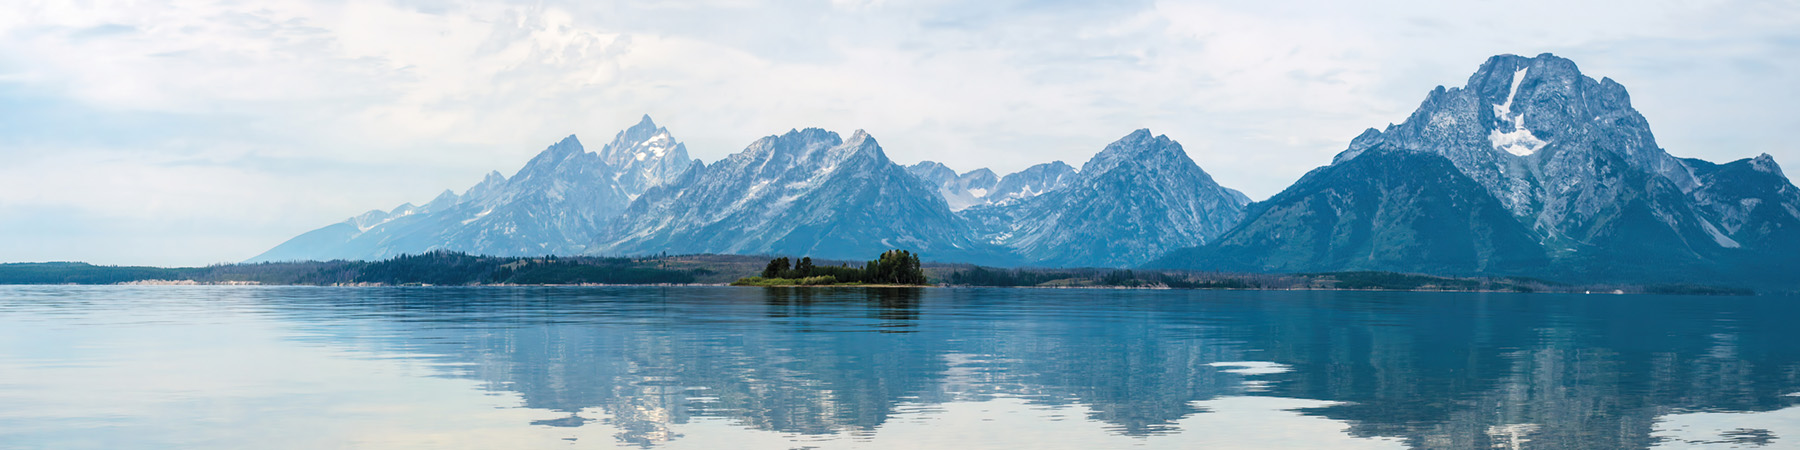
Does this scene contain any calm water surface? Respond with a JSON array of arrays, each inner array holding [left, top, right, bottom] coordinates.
[[1, 286, 1797, 449]]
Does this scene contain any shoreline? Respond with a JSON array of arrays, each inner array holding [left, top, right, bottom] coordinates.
[[21, 282, 1751, 296]]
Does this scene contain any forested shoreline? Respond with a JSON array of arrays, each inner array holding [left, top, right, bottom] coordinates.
[[0, 252, 747, 286], [0, 250, 1759, 295]]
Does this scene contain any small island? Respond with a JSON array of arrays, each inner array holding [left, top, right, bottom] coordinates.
[[732, 250, 928, 286]]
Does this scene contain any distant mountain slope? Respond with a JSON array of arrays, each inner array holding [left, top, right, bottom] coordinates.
[[969, 130, 1249, 267], [1153, 146, 1546, 275], [906, 160, 1075, 211], [988, 161, 1077, 206], [597, 129, 1008, 263], [1150, 53, 1800, 286], [253, 120, 1246, 267], [249, 116, 694, 262], [905, 162, 999, 211]]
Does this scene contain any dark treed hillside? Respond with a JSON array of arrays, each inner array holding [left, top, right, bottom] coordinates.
[[0, 252, 763, 286]]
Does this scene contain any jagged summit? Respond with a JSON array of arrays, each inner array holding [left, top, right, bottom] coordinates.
[[600, 127, 999, 262], [967, 129, 1249, 267], [988, 161, 1076, 206], [597, 115, 695, 197], [256, 116, 1255, 268], [248, 116, 692, 262], [1082, 129, 1173, 173], [1751, 153, 1784, 175], [905, 161, 1004, 211]]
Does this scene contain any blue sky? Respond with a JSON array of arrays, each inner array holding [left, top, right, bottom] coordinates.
[[2, 0, 1797, 266]]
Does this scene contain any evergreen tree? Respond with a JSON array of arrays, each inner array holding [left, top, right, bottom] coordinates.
[[795, 257, 815, 278], [864, 250, 926, 285], [763, 257, 791, 279], [749, 251, 925, 285]]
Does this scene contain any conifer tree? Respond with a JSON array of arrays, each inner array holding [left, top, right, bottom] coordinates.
[[763, 257, 791, 279], [795, 257, 815, 278]]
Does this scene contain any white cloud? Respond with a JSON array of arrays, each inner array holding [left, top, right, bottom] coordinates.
[[1, 0, 1796, 265]]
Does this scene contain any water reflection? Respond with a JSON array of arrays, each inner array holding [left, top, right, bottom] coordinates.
[[1, 287, 1797, 449]]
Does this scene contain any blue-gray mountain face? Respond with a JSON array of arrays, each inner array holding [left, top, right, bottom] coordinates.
[[964, 130, 1251, 267], [249, 116, 697, 262], [906, 160, 1081, 212], [988, 161, 1078, 206], [598, 129, 1006, 263], [255, 120, 1246, 267], [904, 162, 999, 211], [1150, 53, 1800, 285]]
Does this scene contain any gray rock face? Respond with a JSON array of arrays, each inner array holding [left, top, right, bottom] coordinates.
[[989, 161, 1078, 206], [601, 115, 699, 199], [906, 160, 1081, 211], [1152, 146, 1548, 275], [1335, 54, 1722, 255], [599, 129, 1007, 263], [1687, 154, 1800, 249], [969, 130, 1250, 267], [1683, 154, 1800, 282], [1154, 53, 1800, 285], [905, 162, 1000, 211], [249, 117, 694, 262]]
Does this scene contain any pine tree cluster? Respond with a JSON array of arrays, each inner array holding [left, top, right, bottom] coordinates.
[[755, 250, 926, 285]]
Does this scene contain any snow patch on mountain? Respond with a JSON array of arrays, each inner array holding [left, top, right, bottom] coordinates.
[[1489, 67, 1546, 156]]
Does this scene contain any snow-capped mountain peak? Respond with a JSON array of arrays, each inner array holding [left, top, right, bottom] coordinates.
[[963, 129, 1248, 267], [905, 161, 1007, 211], [249, 116, 681, 263], [1081, 129, 1164, 174], [599, 127, 999, 262], [597, 115, 696, 198]]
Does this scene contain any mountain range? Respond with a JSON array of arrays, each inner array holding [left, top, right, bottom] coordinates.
[[252, 116, 697, 262], [253, 53, 1798, 287], [252, 117, 1242, 267]]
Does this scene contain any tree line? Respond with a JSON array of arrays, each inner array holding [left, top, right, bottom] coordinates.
[[749, 250, 928, 285], [0, 251, 703, 286]]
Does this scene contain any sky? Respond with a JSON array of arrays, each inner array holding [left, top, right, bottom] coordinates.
[[1, 0, 1797, 266]]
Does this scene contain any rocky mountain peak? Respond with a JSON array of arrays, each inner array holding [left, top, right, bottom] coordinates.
[[610, 115, 662, 149], [1752, 153, 1785, 177], [960, 168, 998, 188], [599, 126, 996, 263], [840, 129, 887, 161], [463, 170, 509, 202], [597, 115, 694, 197], [538, 135, 587, 160], [748, 128, 844, 169], [905, 161, 1008, 212], [1083, 129, 1182, 174], [907, 161, 957, 185], [422, 189, 459, 212], [986, 161, 1079, 207]]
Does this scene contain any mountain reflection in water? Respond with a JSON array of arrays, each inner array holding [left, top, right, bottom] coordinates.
[[1, 286, 1796, 449]]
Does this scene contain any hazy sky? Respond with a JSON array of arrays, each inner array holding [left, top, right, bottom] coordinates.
[[2, 0, 1797, 266]]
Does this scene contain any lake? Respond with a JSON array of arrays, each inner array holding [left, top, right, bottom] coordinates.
[[1, 286, 1796, 449]]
